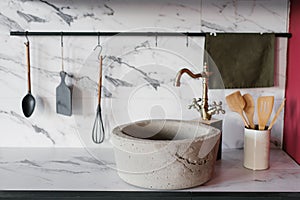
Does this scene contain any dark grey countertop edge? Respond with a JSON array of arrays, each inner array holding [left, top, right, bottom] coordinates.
[[1, 191, 300, 200]]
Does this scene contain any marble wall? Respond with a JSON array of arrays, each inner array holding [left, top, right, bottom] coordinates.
[[0, 0, 289, 148]]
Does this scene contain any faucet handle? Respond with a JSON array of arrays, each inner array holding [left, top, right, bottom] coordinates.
[[210, 101, 225, 114], [188, 98, 202, 112]]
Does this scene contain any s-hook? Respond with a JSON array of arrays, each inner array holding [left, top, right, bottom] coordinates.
[[155, 32, 158, 47], [186, 32, 189, 47], [61, 32, 64, 72], [93, 32, 103, 60], [24, 31, 29, 44]]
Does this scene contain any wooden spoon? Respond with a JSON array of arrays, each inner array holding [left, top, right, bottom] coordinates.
[[226, 91, 249, 128], [243, 94, 255, 129], [257, 96, 274, 130]]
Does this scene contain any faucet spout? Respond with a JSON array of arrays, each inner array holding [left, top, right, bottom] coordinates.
[[175, 64, 224, 121], [175, 68, 202, 87]]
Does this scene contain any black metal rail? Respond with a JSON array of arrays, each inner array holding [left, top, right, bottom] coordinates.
[[10, 31, 292, 38]]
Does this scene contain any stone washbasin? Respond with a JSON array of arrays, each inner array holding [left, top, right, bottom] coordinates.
[[111, 119, 221, 189]]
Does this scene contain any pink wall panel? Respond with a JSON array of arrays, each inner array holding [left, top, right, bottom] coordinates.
[[284, 0, 300, 164]]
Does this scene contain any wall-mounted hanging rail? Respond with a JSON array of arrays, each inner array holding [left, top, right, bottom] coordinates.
[[10, 31, 292, 38]]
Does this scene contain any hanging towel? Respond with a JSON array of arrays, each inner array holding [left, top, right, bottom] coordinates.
[[205, 33, 275, 89]]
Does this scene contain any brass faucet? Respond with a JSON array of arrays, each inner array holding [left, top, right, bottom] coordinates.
[[175, 63, 225, 120]]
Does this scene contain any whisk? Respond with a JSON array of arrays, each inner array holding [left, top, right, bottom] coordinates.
[[92, 55, 105, 144]]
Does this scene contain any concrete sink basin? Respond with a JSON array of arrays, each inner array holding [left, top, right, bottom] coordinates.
[[111, 119, 220, 189]]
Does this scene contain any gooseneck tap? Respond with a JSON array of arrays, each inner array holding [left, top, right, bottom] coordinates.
[[175, 63, 225, 120], [174, 68, 203, 86]]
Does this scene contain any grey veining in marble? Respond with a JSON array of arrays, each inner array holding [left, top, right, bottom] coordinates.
[[73, 74, 113, 98], [0, 148, 299, 191], [107, 55, 161, 90], [0, 12, 24, 31], [39, 0, 75, 25], [105, 75, 133, 87], [17, 10, 46, 23], [0, 0, 289, 148], [201, 0, 288, 33], [0, 110, 55, 144]]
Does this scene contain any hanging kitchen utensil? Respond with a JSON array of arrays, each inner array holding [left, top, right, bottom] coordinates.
[[243, 93, 255, 129], [56, 34, 72, 116], [257, 96, 274, 130], [92, 55, 105, 144], [22, 36, 36, 118], [225, 91, 249, 128], [268, 99, 286, 130]]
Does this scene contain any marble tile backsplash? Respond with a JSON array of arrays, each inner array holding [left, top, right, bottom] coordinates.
[[0, 0, 289, 148]]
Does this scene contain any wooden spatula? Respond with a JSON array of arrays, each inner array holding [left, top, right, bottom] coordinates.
[[226, 91, 249, 128], [243, 94, 255, 129], [257, 96, 274, 130]]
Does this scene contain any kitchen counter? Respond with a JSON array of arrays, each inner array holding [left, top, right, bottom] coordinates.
[[0, 148, 300, 199]]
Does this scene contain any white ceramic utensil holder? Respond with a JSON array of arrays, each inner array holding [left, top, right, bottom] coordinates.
[[244, 127, 270, 170]]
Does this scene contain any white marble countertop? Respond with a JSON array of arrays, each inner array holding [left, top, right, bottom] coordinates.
[[0, 148, 299, 192]]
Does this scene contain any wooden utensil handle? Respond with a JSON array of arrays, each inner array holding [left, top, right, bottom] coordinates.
[[259, 125, 265, 130], [98, 56, 103, 104], [25, 42, 31, 93], [240, 112, 250, 128], [268, 99, 286, 130]]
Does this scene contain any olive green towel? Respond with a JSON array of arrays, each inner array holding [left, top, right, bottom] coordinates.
[[205, 33, 275, 89]]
